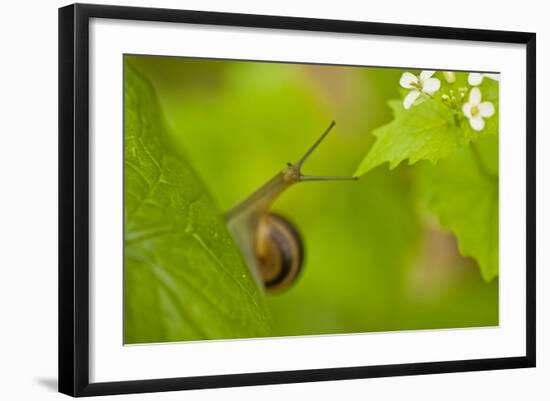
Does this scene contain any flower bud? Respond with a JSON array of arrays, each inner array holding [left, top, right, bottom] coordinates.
[[443, 71, 456, 83]]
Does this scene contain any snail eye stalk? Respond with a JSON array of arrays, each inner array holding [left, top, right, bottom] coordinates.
[[295, 120, 336, 168], [294, 121, 359, 182]]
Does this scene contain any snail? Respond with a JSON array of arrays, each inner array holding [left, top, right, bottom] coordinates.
[[226, 121, 358, 293]]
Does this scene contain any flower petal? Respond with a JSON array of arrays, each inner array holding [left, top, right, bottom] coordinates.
[[462, 103, 473, 119], [469, 115, 485, 131], [422, 77, 441, 94], [479, 101, 495, 117], [468, 73, 484, 86], [420, 70, 435, 81], [400, 72, 418, 89], [403, 90, 420, 109], [484, 73, 500, 81], [469, 87, 482, 105]]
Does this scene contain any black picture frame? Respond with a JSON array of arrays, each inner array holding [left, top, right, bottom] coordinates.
[[59, 3, 536, 397]]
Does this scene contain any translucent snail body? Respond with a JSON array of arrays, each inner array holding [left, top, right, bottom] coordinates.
[[226, 121, 357, 293]]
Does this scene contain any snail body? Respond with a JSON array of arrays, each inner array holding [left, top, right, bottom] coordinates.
[[226, 121, 357, 293]]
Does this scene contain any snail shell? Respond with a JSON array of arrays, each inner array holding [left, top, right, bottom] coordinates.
[[256, 213, 304, 292]]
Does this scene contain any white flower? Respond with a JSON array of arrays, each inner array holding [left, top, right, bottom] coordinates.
[[399, 70, 441, 109], [462, 87, 495, 131], [468, 72, 500, 86]]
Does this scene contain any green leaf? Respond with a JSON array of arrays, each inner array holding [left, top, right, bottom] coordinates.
[[354, 73, 499, 176], [416, 134, 499, 282], [124, 63, 270, 344], [355, 100, 465, 175]]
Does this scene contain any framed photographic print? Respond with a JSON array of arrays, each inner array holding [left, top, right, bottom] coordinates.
[[58, 3, 536, 397]]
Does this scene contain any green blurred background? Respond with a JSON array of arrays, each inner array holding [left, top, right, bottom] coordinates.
[[126, 55, 498, 337]]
